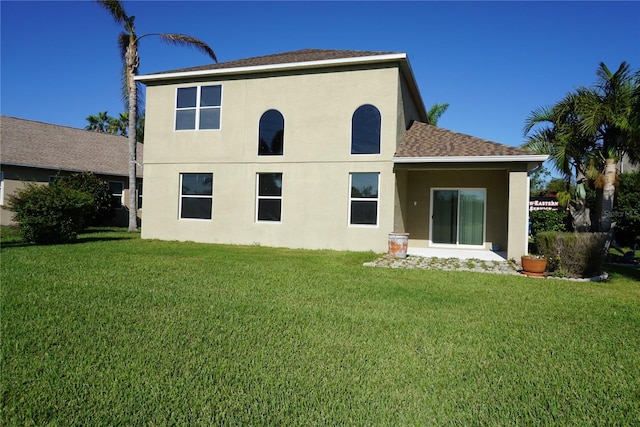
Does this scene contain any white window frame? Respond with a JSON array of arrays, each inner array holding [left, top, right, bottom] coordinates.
[[137, 181, 143, 210], [429, 187, 487, 248], [109, 181, 125, 210], [348, 172, 380, 227], [175, 85, 222, 131], [255, 173, 283, 223], [0, 171, 4, 206], [179, 173, 213, 221]]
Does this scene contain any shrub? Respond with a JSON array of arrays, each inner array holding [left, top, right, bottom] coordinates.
[[55, 172, 113, 226], [8, 182, 94, 244], [529, 209, 568, 236], [536, 231, 608, 278], [612, 171, 640, 247]]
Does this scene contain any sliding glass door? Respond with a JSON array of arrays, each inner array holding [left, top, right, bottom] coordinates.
[[432, 189, 485, 246]]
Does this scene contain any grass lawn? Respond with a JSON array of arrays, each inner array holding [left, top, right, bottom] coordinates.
[[2, 228, 639, 425]]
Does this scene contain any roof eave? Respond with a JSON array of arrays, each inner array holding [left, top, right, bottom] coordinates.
[[393, 155, 549, 163], [135, 53, 409, 83]]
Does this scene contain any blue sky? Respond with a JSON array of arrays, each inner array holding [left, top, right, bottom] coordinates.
[[2, 1, 639, 150]]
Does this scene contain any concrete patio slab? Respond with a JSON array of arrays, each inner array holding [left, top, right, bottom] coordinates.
[[407, 247, 508, 262]]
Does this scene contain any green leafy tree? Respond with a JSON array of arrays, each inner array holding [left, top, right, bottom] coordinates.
[[612, 170, 640, 247], [8, 182, 94, 244], [427, 103, 449, 126], [96, 0, 216, 231], [56, 172, 114, 226]]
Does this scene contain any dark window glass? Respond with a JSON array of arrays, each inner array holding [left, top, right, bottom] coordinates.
[[182, 174, 213, 196], [176, 110, 196, 130], [350, 173, 379, 225], [258, 110, 284, 155], [180, 173, 213, 220], [199, 109, 221, 130], [177, 87, 197, 108], [257, 173, 282, 221], [351, 173, 378, 198], [351, 104, 381, 154], [109, 181, 124, 209], [257, 199, 282, 221], [258, 173, 282, 196], [350, 201, 378, 225], [181, 198, 212, 220], [200, 85, 222, 107]]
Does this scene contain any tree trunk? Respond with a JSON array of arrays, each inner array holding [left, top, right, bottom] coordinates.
[[599, 158, 617, 232], [126, 44, 139, 233]]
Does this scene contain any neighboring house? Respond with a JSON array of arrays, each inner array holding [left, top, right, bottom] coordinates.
[[0, 116, 143, 227], [136, 49, 546, 260], [619, 154, 638, 174]]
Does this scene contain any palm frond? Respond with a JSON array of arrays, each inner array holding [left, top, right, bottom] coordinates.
[[95, 0, 128, 26], [426, 103, 449, 126], [155, 33, 217, 62]]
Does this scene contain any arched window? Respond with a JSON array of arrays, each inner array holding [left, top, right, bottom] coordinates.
[[351, 104, 381, 154], [258, 109, 284, 155]]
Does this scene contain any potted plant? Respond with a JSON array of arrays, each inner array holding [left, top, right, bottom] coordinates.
[[521, 254, 547, 277]]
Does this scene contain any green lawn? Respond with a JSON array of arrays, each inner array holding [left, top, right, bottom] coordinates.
[[2, 228, 639, 425]]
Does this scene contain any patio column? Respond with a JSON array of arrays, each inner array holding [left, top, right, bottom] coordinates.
[[507, 170, 529, 260]]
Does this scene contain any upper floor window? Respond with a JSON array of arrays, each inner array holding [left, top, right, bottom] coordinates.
[[175, 85, 222, 130], [351, 104, 381, 154], [258, 109, 284, 155]]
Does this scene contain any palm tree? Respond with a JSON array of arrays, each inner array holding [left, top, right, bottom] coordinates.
[[427, 103, 449, 126], [571, 62, 639, 231], [96, 0, 217, 232], [524, 61, 639, 232], [85, 111, 111, 133], [108, 112, 130, 136], [523, 95, 595, 231]]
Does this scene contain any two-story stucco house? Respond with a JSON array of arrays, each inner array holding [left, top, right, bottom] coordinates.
[[136, 49, 546, 260]]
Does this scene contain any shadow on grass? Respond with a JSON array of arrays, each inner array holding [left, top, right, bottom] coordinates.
[[1, 227, 136, 249], [605, 263, 640, 282]]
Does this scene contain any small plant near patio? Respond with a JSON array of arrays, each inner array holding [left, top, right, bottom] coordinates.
[[536, 231, 608, 278], [8, 182, 94, 244]]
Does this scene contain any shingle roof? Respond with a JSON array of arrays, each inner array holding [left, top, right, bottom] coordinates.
[[1, 116, 143, 177], [395, 121, 534, 159], [148, 48, 400, 75]]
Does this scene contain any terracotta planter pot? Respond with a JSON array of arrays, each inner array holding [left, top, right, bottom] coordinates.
[[521, 255, 547, 277]]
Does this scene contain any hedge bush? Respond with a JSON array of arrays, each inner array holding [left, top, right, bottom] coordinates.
[[56, 172, 113, 226], [8, 182, 94, 244], [613, 171, 640, 247], [535, 231, 608, 278], [529, 209, 568, 236]]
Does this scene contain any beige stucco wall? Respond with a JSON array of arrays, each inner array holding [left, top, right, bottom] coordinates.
[[141, 64, 423, 252], [507, 170, 530, 260]]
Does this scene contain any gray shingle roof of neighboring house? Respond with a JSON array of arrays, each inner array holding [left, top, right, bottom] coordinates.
[[395, 121, 535, 159], [148, 48, 401, 75], [1, 116, 143, 177]]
